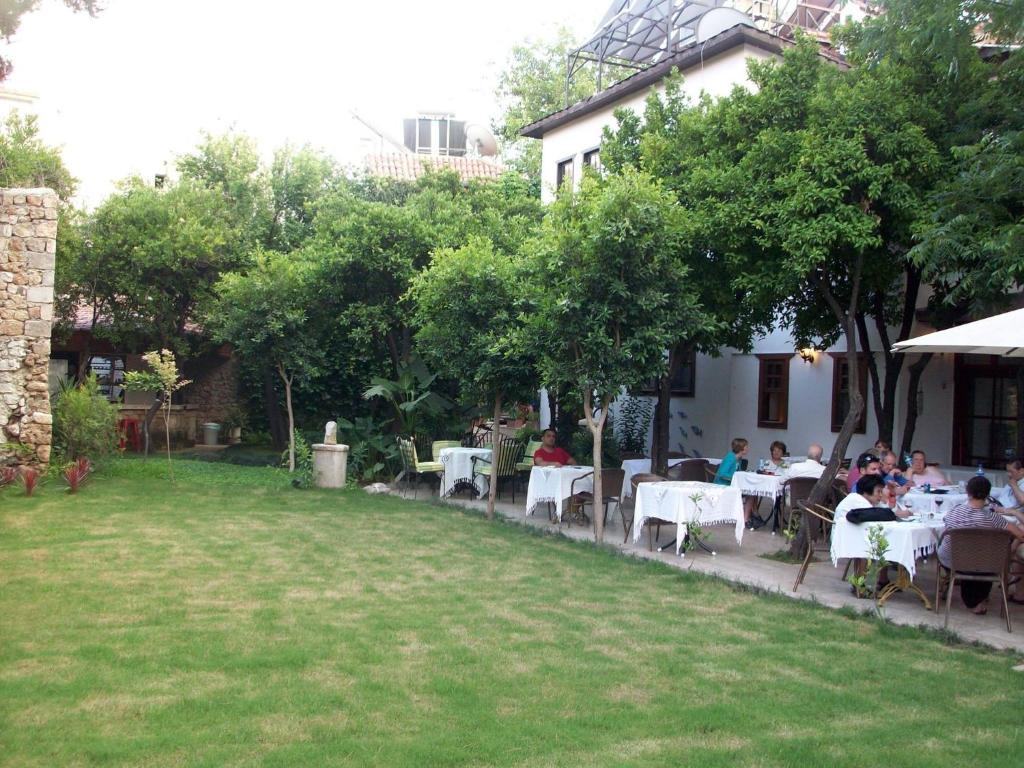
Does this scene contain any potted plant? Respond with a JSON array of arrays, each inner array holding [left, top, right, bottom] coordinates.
[[221, 405, 248, 445]]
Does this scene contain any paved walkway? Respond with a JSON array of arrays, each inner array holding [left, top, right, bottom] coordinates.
[[395, 484, 1024, 654]]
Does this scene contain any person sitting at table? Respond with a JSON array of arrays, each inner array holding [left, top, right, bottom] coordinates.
[[532, 428, 575, 467], [714, 437, 748, 486], [939, 476, 1024, 613], [788, 443, 825, 479], [846, 452, 881, 492], [766, 440, 788, 474], [998, 457, 1024, 510], [873, 438, 891, 456], [906, 449, 948, 487], [881, 451, 911, 499], [835, 474, 902, 520]]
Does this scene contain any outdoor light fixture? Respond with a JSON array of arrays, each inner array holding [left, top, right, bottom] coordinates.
[[799, 348, 817, 364]]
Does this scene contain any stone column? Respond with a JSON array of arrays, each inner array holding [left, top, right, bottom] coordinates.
[[0, 188, 57, 469], [311, 443, 349, 488]]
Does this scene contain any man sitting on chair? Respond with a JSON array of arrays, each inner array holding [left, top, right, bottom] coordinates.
[[788, 443, 826, 479], [533, 428, 575, 466]]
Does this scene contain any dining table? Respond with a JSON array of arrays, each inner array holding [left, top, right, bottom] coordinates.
[[632, 480, 745, 555], [900, 487, 968, 517], [525, 465, 594, 522], [621, 457, 722, 497], [438, 446, 491, 499]]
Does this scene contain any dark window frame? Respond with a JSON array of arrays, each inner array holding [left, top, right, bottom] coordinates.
[[555, 156, 574, 191], [639, 346, 697, 397], [757, 354, 792, 429], [582, 147, 601, 171], [829, 352, 868, 434], [952, 354, 1024, 468]]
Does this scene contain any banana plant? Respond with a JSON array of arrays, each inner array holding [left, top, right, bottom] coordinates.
[[362, 355, 454, 436]]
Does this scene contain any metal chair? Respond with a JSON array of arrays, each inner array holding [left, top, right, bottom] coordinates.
[[431, 440, 460, 460], [667, 458, 709, 482], [472, 435, 525, 502], [566, 468, 626, 529], [934, 527, 1016, 632], [621, 472, 665, 544], [704, 464, 719, 483], [396, 436, 443, 498], [515, 440, 542, 496], [779, 476, 818, 533], [628, 472, 672, 550], [792, 502, 835, 592]]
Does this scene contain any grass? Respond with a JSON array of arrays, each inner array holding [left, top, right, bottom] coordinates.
[[1, 458, 1022, 767]]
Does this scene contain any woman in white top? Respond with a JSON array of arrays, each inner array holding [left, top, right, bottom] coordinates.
[[906, 449, 948, 487]]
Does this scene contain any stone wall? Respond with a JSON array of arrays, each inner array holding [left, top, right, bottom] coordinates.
[[0, 189, 57, 468]]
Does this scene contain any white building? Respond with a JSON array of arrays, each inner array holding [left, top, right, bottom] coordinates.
[[521, 3, 1021, 475]]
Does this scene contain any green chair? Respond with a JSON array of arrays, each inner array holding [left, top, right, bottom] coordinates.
[[396, 436, 444, 498], [515, 440, 542, 496], [473, 436, 525, 502], [431, 440, 461, 460]]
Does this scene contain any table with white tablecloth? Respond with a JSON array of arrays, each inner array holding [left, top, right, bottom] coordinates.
[[621, 457, 722, 498], [730, 471, 786, 500], [900, 489, 967, 518], [525, 465, 595, 521], [633, 481, 745, 555], [830, 516, 942, 579], [438, 447, 491, 499]]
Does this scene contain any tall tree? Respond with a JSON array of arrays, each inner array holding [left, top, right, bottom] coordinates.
[[0, 113, 76, 198], [494, 27, 629, 188], [528, 168, 705, 543], [411, 237, 537, 519]]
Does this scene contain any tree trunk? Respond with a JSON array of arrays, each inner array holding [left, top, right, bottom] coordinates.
[[651, 345, 681, 475], [164, 396, 174, 483], [142, 392, 165, 457], [899, 353, 933, 459], [855, 311, 885, 441], [279, 363, 295, 473], [584, 388, 610, 544], [791, 256, 866, 557], [263, 366, 288, 450], [487, 393, 502, 520]]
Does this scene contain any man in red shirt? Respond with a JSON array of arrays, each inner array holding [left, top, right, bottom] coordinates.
[[533, 428, 575, 466]]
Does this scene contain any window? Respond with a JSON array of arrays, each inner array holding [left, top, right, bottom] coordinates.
[[87, 355, 126, 402], [555, 157, 574, 191], [583, 148, 601, 171], [417, 118, 432, 153], [953, 355, 1023, 467], [830, 353, 868, 433], [757, 355, 791, 429], [640, 346, 696, 397]]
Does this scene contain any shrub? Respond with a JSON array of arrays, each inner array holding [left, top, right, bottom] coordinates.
[[52, 375, 119, 463], [617, 396, 653, 455], [20, 467, 39, 496], [63, 457, 92, 493], [282, 430, 315, 488]]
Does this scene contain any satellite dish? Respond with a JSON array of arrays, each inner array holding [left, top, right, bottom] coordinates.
[[695, 8, 754, 44], [465, 123, 498, 156]]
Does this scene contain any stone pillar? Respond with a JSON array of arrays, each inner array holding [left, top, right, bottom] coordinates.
[[311, 443, 349, 488], [0, 189, 57, 469]]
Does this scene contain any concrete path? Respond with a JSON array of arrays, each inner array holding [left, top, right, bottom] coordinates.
[[395, 484, 1024, 654]]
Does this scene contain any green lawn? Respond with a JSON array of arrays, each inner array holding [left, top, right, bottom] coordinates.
[[1, 459, 1021, 767]]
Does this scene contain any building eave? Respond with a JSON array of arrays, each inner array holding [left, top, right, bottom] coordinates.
[[520, 24, 842, 139]]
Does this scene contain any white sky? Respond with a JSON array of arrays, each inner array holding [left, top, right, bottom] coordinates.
[[3, 0, 601, 207]]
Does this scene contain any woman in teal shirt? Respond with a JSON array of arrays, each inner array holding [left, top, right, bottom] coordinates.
[[714, 437, 749, 486]]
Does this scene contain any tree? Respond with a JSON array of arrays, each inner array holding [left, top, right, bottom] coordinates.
[[59, 178, 239, 447], [528, 169, 705, 543], [411, 237, 537, 519], [494, 27, 630, 187], [0, 113, 76, 199], [206, 251, 323, 473], [123, 350, 191, 482], [0, 1, 100, 81]]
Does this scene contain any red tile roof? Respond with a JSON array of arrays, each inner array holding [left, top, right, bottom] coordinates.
[[364, 153, 506, 183]]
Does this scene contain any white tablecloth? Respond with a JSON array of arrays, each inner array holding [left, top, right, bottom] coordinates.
[[731, 471, 785, 499], [830, 517, 942, 578], [633, 481, 745, 554], [438, 447, 491, 498], [525, 465, 594, 521], [900, 490, 967, 517], [621, 457, 722, 497]]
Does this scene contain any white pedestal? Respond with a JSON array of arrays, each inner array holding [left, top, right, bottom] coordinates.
[[311, 443, 349, 488]]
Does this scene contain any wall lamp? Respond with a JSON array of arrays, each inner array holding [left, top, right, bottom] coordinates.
[[799, 347, 818, 364]]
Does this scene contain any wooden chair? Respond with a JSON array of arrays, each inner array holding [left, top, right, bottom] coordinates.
[[623, 472, 666, 544], [934, 527, 1016, 632], [396, 436, 443, 498], [566, 468, 626, 529], [703, 465, 719, 483], [472, 436, 524, 502], [792, 502, 835, 592], [780, 476, 818, 533], [628, 472, 674, 550], [667, 458, 709, 482]]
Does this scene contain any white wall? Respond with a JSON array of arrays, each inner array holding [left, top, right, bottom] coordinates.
[[538, 43, 774, 203]]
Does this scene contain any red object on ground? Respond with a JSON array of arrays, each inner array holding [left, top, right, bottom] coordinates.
[[118, 418, 142, 452]]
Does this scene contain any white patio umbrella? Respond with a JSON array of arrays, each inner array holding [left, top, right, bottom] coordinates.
[[891, 307, 1024, 357]]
